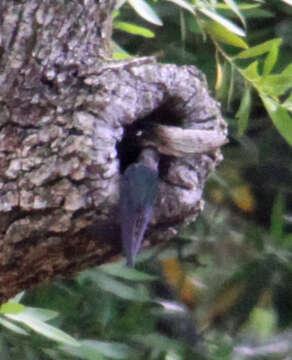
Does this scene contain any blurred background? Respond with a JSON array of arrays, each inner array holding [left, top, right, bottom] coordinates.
[[2, 1, 292, 359]]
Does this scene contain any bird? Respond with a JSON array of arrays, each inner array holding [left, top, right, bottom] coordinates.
[[120, 147, 159, 267]]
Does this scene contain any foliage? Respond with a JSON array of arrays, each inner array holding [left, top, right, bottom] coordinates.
[[114, 0, 292, 146], [2, 1, 292, 359]]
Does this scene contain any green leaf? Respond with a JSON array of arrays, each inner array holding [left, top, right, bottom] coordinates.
[[263, 42, 279, 75], [199, 8, 245, 36], [60, 340, 136, 360], [100, 262, 157, 281], [215, 62, 232, 101], [179, 8, 187, 43], [82, 270, 151, 302], [58, 345, 88, 359], [236, 85, 252, 136], [216, 3, 260, 10], [204, 21, 248, 48], [282, 63, 292, 76], [249, 307, 277, 339], [9, 291, 25, 303], [223, 0, 246, 28], [186, 13, 200, 34], [0, 317, 28, 335], [235, 38, 282, 59], [113, 52, 132, 60], [270, 192, 285, 241], [257, 74, 292, 96], [282, 91, 292, 111], [17, 307, 59, 322], [127, 0, 163, 26], [227, 64, 235, 110], [6, 312, 80, 346], [114, 21, 155, 37], [166, 0, 194, 14], [60, 340, 137, 360], [112, 41, 132, 60], [0, 302, 26, 314], [261, 95, 292, 147], [239, 61, 260, 83], [80, 340, 134, 360], [112, 10, 120, 19], [242, 8, 274, 18]]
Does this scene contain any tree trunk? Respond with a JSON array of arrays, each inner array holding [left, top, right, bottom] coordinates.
[[0, 0, 227, 303]]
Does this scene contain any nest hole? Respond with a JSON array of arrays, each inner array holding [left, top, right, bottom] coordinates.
[[117, 97, 184, 173]]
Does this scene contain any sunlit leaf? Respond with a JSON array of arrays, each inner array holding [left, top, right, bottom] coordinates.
[[249, 306, 277, 339], [261, 95, 292, 146], [9, 291, 25, 303], [57, 345, 86, 359], [236, 85, 252, 136], [236, 38, 282, 59], [166, 0, 194, 14], [127, 0, 163, 26], [112, 10, 120, 19], [263, 42, 279, 75], [6, 313, 80, 346], [256, 74, 292, 96], [215, 52, 223, 90], [204, 21, 248, 48], [215, 62, 232, 102], [282, 63, 292, 76], [61, 341, 136, 360], [0, 302, 25, 314], [114, 21, 155, 37], [216, 3, 260, 10], [113, 52, 132, 60], [17, 307, 59, 322], [199, 8, 245, 36], [112, 40, 132, 60], [239, 61, 260, 82], [282, 91, 292, 111], [0, 317, 28, 335]]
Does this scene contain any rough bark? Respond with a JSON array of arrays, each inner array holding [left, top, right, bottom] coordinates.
[[0, 0, 227, 303]]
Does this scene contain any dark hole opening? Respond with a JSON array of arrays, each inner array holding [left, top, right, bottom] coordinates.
[[117, 97, 184, 173], [117, 123, 141, 173]]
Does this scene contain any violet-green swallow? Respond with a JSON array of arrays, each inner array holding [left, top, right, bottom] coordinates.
[[120, 147, 159, 267]]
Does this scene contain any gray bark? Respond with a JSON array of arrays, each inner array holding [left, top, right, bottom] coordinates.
[[0, 0, 227, 302]]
